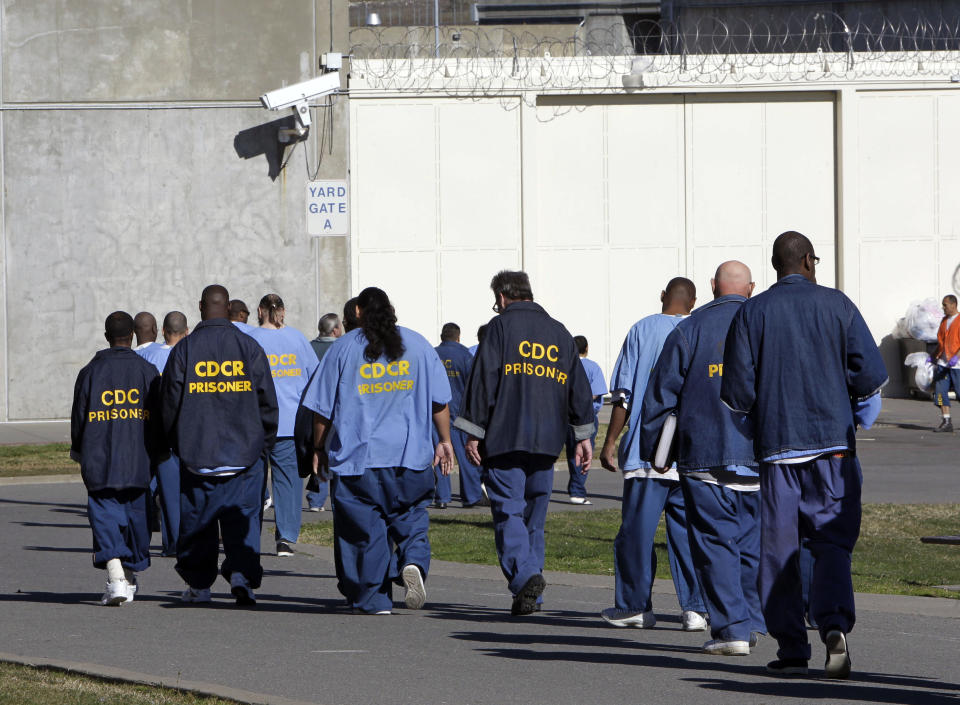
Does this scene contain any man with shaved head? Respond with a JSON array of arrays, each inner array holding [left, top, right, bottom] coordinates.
[[138, 311, 188, 373], [640, 262, 764, 657], [133, 312, 159, 352], [597, 277, 707, 632], [161, 284, 278, 606], [71, 311, 161, 605], [138, 311, 189, 556], [722, 232, 887, 678]]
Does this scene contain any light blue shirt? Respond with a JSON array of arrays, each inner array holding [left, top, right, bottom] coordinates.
[[232, 320, 256, 335], [248, 326, 319, 437], [137, 343, 173, 374], [579, 357, 607, 416], [301, 326, 452, 476], [610, 313, 686, 472]]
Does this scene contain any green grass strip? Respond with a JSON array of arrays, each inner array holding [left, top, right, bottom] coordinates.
[[0, 661, 241, 705], [300, 503, 960, 599], [0, 444, 77, 478]]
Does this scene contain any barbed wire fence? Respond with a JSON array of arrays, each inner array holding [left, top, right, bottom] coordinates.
[[347, 10, 960, 115]]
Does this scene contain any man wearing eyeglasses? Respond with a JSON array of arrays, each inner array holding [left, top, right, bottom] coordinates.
[[455, 270, 595, 616], [721, 231, 887, 679]]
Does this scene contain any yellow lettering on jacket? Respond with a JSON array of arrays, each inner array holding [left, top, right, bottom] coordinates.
[[100, 389, 140, 406], [194, 360, 245, 377], [187, 380, 253, 394], [506, 342, 567, 385]]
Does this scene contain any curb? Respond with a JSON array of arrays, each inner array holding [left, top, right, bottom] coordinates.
[[0, 474, 83, 486]]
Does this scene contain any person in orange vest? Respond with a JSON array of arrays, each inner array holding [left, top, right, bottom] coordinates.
[[933, 294, 960, 432]]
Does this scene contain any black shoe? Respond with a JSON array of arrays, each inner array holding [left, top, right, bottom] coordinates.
[[934, 418, 954, 433], [765, 658, 809, 676], [231, 585, 257, 606], [431, 501, 447, 509], [511, 574, 546, 616], [276, 541, 295, 557]]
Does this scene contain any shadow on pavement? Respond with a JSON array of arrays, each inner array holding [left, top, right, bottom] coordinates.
[[0, 497, 85, 511], [452, 628, 703, 655], [449, 635, 960, 704], [0, 591, 171, 605], [687, 674, 960, 704], [427, 604, 636, 630], [157, 593, 346, 613], [883, 423, 938, 432]]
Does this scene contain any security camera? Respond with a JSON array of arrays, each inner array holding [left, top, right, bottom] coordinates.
[[260, 72, 340, 134]]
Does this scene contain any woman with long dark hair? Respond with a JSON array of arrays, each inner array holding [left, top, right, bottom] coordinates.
[[248, 294, 319, 557], [301, 286, 454, 614]]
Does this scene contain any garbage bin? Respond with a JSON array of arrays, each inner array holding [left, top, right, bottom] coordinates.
[[900, 337, 938, 399]]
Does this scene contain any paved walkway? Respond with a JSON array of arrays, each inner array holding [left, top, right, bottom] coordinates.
[[1, 480, 958, 705]]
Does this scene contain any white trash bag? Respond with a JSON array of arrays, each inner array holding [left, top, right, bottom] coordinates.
[[892, 317, 911, 339], [904, 351, 935, 391], [904, 299, 943, 342]]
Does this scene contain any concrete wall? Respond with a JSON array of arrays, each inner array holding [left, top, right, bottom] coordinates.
[[348, 57, 960, 396], [0, 1, 351, 420], [349, 91, 838, 382]]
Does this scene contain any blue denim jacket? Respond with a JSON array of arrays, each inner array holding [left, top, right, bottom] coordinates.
[[720, 275, 888, 459], [640, 295, 757, 471]]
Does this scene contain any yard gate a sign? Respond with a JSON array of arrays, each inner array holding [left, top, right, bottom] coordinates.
[[306, 181, 348, 236]]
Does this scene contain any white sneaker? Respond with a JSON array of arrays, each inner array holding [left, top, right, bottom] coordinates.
[[681, 611, 709, 631], [126, 574, 139, 603], [601, 607, 656, 628], [401, 564, 426, 610], [569, 496, 592, 505], [703, 639, 750, 656], [101, 579, 131, 606], [230, 572, 256, 606], [824, 629, 852, 679], [263, 496, 273, 511], [307, 506, 322, 512], [181, 586, 211, 603]]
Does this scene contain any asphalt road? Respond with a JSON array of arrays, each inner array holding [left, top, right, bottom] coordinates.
[[1, 480, 959, 705]]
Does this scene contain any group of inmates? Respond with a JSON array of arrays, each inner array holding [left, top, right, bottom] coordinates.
[[70, 229, 887, 680]]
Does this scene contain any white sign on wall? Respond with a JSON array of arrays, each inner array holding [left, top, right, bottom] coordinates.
[[306, 180, 349, 236]]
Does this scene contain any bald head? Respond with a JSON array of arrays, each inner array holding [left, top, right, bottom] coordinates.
[[712, 261, 755, 298], [105, 311, 135, 348], [133, 311, 157, 346], [772, 230, 817, 281], [661, 277, 696, 315], [162, 311, 189, 345], [200, 284, 230, 321]]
